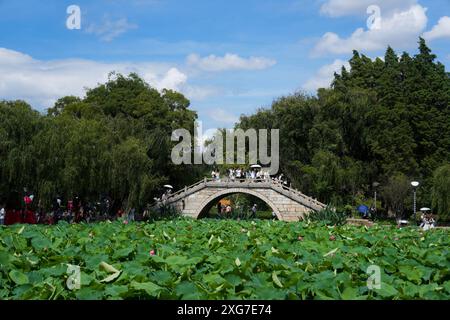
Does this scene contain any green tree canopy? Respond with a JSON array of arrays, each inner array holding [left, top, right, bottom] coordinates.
[[431, 164, 450, 220], [0, 73, 203, 211], [236, 38, 450, 219]]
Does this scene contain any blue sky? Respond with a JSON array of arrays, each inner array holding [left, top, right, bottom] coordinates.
[[0, 0, 449, 130]]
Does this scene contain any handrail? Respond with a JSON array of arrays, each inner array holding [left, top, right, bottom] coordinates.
[[283, 185, 325, 208], [164, 179, 206, 199]]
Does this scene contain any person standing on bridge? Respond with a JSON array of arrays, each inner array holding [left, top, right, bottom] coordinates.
[[264, 171, 271, 182]]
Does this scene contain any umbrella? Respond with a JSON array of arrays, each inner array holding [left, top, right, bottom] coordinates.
[[357, 205, 369, 214], [420, 207, 431, 212], [163, 185, 173, 189], [250, 164, 262, 169]]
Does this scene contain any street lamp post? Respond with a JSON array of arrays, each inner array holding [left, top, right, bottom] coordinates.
[[372, 182, 380, 212], [411, 181, 420, 221]]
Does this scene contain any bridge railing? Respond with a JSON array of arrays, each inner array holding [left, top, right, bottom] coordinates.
[[273, 183, 326, 210], [204, 177, 326, 209], [158, 177, 326, 210], [162, 179, 207, 202]]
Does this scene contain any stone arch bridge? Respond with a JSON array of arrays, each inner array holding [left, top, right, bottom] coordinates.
[[158, 178, 327, 222]]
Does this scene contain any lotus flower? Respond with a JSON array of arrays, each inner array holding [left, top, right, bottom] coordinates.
[[298, 236, 304, 241], [329, 235, 336, 241], [149, 250, 155, 256], [123, 220, 128, 225]]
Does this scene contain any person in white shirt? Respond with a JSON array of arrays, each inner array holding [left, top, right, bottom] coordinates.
[[229, 169, 235, 181], [421, 213, 436, 231], [0, 206, 5, 225]]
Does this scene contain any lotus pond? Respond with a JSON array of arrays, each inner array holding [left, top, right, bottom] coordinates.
[[0, 219, 449, 300]]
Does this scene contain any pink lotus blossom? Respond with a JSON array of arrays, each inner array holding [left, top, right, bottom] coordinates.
[[123, 220, 128, 225], [149, 250, 155, 256]]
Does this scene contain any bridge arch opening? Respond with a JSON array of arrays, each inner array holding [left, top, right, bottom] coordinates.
[[197, 189, 282, 220]]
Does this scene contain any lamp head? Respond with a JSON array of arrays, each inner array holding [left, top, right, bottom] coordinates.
[[411, 181, 420, 187]]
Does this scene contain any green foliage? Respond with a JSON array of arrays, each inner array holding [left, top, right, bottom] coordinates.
[[431, 164, 450, 220], [0, 101, 42, 202], [0, 220, 448, 300], [237, 39, 450, 216], [307, 206, 348, 226], [380, 174, 411, 218], [146, 205, 182, 222], [0, 73, 205, 210]]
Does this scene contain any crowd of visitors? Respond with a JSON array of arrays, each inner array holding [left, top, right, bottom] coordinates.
[[0, 194, 143, 226], [216, 201, 261, 220], [0, 167, 288, 227], [420, 212, 436, 230], [217, 202, 233, 217], [211, 168, 288, 185]]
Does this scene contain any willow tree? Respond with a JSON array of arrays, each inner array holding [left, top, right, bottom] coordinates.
[[0, 100, 42, 205], [0, 73, 203, 211], [432, 164, 450, 221]]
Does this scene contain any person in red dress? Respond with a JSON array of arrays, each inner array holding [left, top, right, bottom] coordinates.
[[24, 209, 37, 224], [24, 195, 32, 207], [11, 209, 22, 224], [4, 208, 12, 225], [68, 200, 73, 213]]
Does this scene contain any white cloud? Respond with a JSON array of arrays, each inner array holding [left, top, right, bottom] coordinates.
[[303, 59, 350, 92], [205, 108, 239, 124], [320, 0, 417, 17], [187, 53, 276, 72], [423, 16, 450, 41], [0, 48, 194, 109], [86, 17, 137, 42], [313, 4, 428, 56], [182, 86, 221, 101], [144, 67, 187, 91]]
